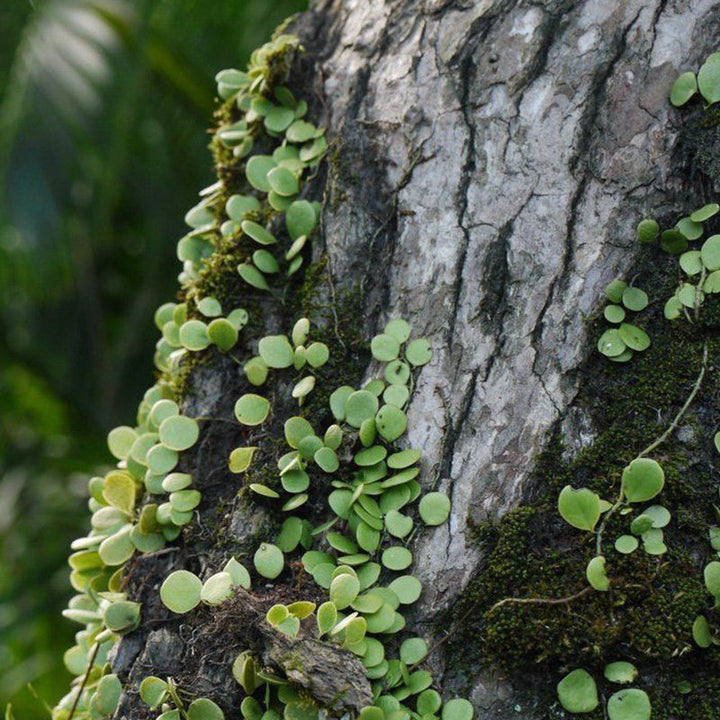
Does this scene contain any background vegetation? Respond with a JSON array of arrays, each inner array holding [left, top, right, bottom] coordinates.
[[0, 0, 306, 714]]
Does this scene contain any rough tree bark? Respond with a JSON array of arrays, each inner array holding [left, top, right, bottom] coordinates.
[[111, 1, 720, 719]]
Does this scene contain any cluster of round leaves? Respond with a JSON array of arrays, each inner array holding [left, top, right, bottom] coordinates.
[[154, 296, 248, 372], [597, 280, 651, 362], [557, 666, 650, 719], [153, 319, 462, 720], [140, 676, 225, 720], [214, 54, 327, 291], [176, 36, 325, 294], [56, 379, 205, 718], [670, 52, 720, 107], [636, 204, 720, 321], [555, 458, 669, 714], [226, 323, 462, 720], [239, 317, 330, 409], [558, 457, 667, 594]]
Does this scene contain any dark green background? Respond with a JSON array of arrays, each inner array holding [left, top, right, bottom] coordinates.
[[0, 0, 306, 714]]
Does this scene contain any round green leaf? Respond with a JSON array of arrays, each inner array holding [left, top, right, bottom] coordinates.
[[254, 543, 284, 579], [605, 280, 628, 303], [661, 228, 688, 254], [226, 194, 261, 221], [604, 305, 625, 324], [617, 323, 650, 352], [371, 334, 400, 362], [693, 615, 713, 648], [305, 342, 330, 368], [664, 296, 682, 320], [636, 218, 659, 244], [267, 166, 299, 197], [604, 661, 638, 685], [417, 690, 442, 715], [388, 574, 422, 604], [354, 445, 387, 466], [670, 71, 698, 106], [621, 458, 664, 503], [330, 385, 354, 421], [246, 155, 276, 192], [180, 320, 210, 351], [91, 675, 122, 716], [614, 535, 639, 554], [677, 217, 703, 240], [103, 600, 141, 634], [607, 689, 651, 720], [238, 263, 270, 291], [557, 485, 601, 531], [418, 492, 451, 526], [400, 637, 427, 664], [259, 335, 294, 368], [160, 570, 202, 614], [196, 296, 222, 317], [381, 546, 413, 571], [704, 270, 720, 294], [698, 53, 720, 105], [597, 329, 626, 358], [704, 560, 720, 597], [383, 384, 409, 407], [229, 447, 257, 473], [691, 203, 720, 222], [234, 394, 270, 426], [286, 200, 317, 240], [223, 557, 251, 589], [201, 572, 234, 605], [265, 105, 295, 133], [384, 319, 411, 343], [159, 415, 199, 452], [375, 405, 407, 442], [621, 287, 648, 312], [150, 399, 179, 427], [405, 338, 432, 366], [557, 669, 598, 714], [384, 360, 411, 385], [345, 391, 379, 428], [99, 526, 135, 566], [330, 573, 360, 609], [315, 446, 339, 473], [701, 235, 720, 271], [139, 676, 168, 708], [187, 698, 225, 720], [207, 319, 238, 352], [586, 555, 610, 592], [385, 510, 414, 538], [147, 444, 179, 474], [441, 699, 474, 720], [103, 472, 137, 514], [107, 426, 138, 460], [680, 250, 703, 276]]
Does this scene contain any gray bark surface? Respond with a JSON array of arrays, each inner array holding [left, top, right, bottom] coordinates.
[[112, 1, 720, 718]]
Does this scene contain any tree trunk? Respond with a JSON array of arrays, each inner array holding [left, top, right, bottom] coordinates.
[[108, 1, 720, 719]]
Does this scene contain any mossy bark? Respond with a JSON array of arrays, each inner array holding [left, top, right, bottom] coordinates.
[[112, 1, 720, 719]]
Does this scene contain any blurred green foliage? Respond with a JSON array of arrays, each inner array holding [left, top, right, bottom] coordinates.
[[0, 0, 306, 715]]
